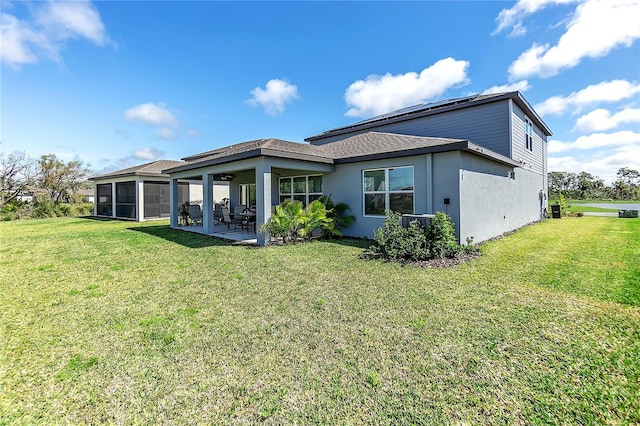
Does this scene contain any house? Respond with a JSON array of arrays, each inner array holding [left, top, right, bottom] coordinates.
[[73, 188, 95, 203], [163, 91, 552, 245], [90, 160, 229, 221]]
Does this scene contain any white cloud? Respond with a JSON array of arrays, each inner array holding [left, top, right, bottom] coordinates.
[[534, 80, 640, 116], [132, 147, 164, 161], [247, 79, 299, 115], [548, 130, 640, 153], [344, 58, 470, 118], [124, 103, 178, 127], [493, 0, 579, 35], [508, 0, 640, 79], [549, 143, 640, 183], [573, 108, 640, 132], [482, 80, 531, 95], [186, 129, 199, 138], [1, 1, 112, 69], [155, 128, 175, 140]]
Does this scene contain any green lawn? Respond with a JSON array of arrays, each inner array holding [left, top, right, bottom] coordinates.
[[1, 217, 639, 424]]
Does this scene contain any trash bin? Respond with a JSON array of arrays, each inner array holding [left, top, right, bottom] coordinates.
[[551, 204, 561, 219]]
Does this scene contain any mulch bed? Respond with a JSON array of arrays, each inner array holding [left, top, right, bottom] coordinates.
[[408, 251, 482, 268]]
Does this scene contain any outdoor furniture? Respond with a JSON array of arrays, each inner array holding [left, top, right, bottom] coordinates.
[[240, 211, 256, 232], [220, 206, 233, 230], [232, 205, 246, 230], [188, 204, 203, 225]]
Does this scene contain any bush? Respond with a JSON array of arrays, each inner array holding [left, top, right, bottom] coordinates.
[[426, 212, 460, 259], [371, 211, 469, 261], [1, 200, 94, 220], [372, 212, 430, 260]]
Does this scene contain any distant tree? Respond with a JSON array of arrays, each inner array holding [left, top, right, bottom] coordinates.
[[575, 171, 605, 199], [611, 168, 639, 200], [0, 151, 37, 208], [36, 154, 90, 203]]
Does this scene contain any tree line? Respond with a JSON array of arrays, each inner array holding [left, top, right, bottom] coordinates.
[[548, 167, 640, 200], [0, 152, 92, 219]]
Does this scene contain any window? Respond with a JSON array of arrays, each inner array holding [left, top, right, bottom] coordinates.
[[279, 175, 322, 206], [239, 184, 256, 207], [363, 166, 414, 216], [525, 118, 533, 152]]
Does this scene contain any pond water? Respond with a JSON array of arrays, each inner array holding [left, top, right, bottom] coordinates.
[[580, 203, 640, 210]]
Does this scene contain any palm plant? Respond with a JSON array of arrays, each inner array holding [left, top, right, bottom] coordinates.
[[318, 194, 355, 238]]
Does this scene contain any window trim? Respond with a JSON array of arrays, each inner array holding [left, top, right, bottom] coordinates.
[[278, 174, 323, 206], [525, 118, 533, 152], [362, 166, 414, 217]]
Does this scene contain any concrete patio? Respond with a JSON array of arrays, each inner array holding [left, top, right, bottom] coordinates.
[[178, 222, 258, 244]]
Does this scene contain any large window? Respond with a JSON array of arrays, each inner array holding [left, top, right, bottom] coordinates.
[[116, 181, 136, 219], [96, 183, 112, 216], [239, 184, 256, 207], [525, 118, 533, 152], [363, 166, 414, 216], [279, 175, 322, 206]]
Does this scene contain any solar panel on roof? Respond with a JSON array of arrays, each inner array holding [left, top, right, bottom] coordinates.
[[350, 95, 477, 127]]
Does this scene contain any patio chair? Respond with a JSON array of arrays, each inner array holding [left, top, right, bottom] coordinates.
[[188, 204, 203, 226], [233, 205, 246, 230], [220, 206, 233, 230]]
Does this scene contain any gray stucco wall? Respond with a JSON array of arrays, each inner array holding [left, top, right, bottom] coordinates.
[[323, 154, 433, 239], [312, 101, 512, 158], [458, 153, 544, 243]]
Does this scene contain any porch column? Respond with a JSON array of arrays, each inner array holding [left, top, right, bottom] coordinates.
[[136, 179, 144, 222], [202, 173, 214, 234], [426, 153, 433, 213], [255, 159, 272, 245], [111, 182, 117, 218], [93, 183, 98, 217], [169, 178, 179, 228]]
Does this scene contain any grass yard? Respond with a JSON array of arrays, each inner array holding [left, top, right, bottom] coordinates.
[[1, 217, 639, 424]]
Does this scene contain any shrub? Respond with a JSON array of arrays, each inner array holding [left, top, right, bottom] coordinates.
[[371, 211, 466, 261], [260, 199, 338, 243], [71, 202, 93, 216], [371, 211, 430, 261], [557, 193, 568, 217], [426, 211, 460, 259], [317, 195, 355, 238]]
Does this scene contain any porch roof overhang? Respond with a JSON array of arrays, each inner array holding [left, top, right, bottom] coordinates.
[[163, 141, 333, 175], [89, 171, 169, 182]]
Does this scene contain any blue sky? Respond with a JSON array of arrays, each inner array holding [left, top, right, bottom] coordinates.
[[2, 0, 639, 183]]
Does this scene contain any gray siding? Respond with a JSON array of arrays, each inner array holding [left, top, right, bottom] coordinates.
[[511, 101, 546, 175], [312, 101, 512, 157]]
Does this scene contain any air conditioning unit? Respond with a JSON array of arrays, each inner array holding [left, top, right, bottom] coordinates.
[[401, 214, 435, 230]]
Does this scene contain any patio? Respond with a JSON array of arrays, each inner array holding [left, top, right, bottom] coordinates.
[[178, 222, 258, 244]]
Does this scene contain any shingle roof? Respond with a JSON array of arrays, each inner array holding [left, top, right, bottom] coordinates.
[[163, 132, 519, 174], [165, 138, 332, 174], [90, 160, 185, 180], [323, 132, 519, 166], [305, 91, 552, 142]]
